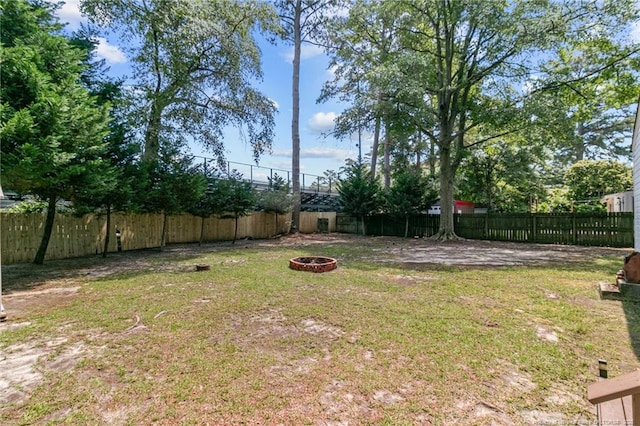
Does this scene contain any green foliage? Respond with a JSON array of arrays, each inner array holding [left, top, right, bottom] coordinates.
[[564, 160, 632, 201], [537, 187, 571, 213], [260, 173, 293, 215], [6, 198, 47, 213], [206, 171, 257, 243], [0, 0, 111, 263], [81, 0, 279, 163], [136, 148, 207, 217], [68, 29, 140, 218], [323, 0, 640, 237], [222, 171, 257, 220], [338, 162, 382, 234], [457, 140, 547, 213], [528, 5, 640, 166], [188, 177, 222, 220], [0, 0, 62, 48], [385, 167, 434, 217], [573, 201, 606, 214]]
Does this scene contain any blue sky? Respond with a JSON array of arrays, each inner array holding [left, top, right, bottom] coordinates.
[[53, 0, 364, 182]]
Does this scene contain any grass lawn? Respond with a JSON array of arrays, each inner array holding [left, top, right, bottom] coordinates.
[[1, 234, 639, 425]]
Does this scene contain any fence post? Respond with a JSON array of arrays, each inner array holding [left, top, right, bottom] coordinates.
[[484, 213, 489, 239], [572, 213, 577, 245], [532, 214, 537, 243]]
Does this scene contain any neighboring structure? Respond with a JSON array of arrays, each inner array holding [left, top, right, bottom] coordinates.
[[601, 191, 633, 213], [633, 95, 640, 251], [428, 199, 475, 215]]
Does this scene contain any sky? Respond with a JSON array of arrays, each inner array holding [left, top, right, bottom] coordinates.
[[53, 0, 364, 183]]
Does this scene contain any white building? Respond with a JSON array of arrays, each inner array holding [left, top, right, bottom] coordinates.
[[601, 190, 633, 213], [633, 96, 640, 251]]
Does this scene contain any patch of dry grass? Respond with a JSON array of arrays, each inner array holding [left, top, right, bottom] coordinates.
[[0, 235, 637, 425]]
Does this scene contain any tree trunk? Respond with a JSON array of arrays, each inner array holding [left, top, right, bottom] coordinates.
[[143, 101, 162, 163], [199, 216, 205, 246], [233, 214, 239, 244], [429, 138, 436, 177], [102, 205, 111, 258], [143, 21, 164, 163], [290, 0, 302, 234], [415, 132, 422, 168], [160, 211, 167, 251], [33, 196, 57, 265], [370, 115, 381, 181], [432, 147, 459, 240], [383, 122, 391, 189], [274, 212, 279, 236], [404, 216, 409, 238]]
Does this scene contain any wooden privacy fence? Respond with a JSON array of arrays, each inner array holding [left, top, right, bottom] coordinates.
[[1, 211, 336, 264], [337, 212, 634, 247]]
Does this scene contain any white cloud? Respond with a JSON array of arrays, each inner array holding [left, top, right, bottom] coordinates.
[[53, 0, 85, 29], [308, 112, 337, 133], [282, 44, 325, 63], [271, 146, 351, 162], [269, 98, 280, 110], [301, 147, 352, 161], [96, 37, 127, 64]]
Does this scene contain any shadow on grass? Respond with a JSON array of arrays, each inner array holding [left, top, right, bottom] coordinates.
[[1, 245, 208, 294], [622, 299, 640, 360]]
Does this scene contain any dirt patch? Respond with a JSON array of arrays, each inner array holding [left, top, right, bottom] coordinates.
[[368, 237, 628, 267], [2, 234, 627, 293], [0, 338, 85, 404]]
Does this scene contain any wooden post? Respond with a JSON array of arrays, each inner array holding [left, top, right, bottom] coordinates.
[[484, 213, 489, 239], [633, 393, 640, 425]]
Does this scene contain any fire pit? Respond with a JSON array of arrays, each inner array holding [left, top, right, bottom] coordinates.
[[289, 256, 337, 273]]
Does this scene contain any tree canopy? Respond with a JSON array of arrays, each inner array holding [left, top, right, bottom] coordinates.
[[81, 0, 279, 163], [322, 0, 639, 237]]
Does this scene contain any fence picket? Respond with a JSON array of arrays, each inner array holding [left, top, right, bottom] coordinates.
[[1, 211, 336, 264], [335, 212, 634, 248]]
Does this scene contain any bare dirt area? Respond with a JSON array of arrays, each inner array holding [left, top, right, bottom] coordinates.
[[0, 234, 631, 424], [2, 234, 629, 295]]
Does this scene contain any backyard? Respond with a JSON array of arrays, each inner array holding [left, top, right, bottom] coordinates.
[[0, 234, 638, 425]]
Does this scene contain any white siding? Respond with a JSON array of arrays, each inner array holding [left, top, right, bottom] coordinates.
[[633, 96, 640, 250]]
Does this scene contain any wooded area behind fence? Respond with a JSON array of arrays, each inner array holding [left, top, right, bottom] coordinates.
[[1, 211, 336, 264], [336, 212, 634, 248]]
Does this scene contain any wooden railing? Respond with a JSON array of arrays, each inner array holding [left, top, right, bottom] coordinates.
[[588, 370, 640, 425]]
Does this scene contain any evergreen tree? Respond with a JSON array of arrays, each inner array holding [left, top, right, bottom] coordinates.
[[260, 173, 293, 236], [337, 161, 382, 235], [385, 167, 435, 237], [1, 0, 110, 264], [136, 148, 207, 250]]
